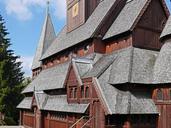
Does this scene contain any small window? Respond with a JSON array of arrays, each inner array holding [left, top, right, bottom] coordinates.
[[81, 87, 84, 98], [169, 89, 171, 100], [156, 89, 163, 100], [70, 88, 73, 98], [74, 88, 77, 98], [85, 87, 89, 98]]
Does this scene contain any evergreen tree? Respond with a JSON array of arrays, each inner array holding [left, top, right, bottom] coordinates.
[[0, 14, 24, 125]]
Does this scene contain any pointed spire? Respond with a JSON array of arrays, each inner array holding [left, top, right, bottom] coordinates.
[[46, 0, 50, 15], [32, 4, 56, 70]]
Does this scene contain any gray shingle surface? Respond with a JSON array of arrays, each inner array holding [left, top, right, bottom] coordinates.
[[35, 92, 47, 109], [160, 16, 171, 39], [154, 40, 171, 83], [84, 51, 117, 78], [110, 47, 158, 84], [131, 48, 158, 83], [86, 47, 158, 84], [22, 62, 70, 93], [103, 0, 148, 40], [96, 65, 130, 114], [41, 0, 117, 60], [75, 62, 92, 77], [108, 47, 133, 84], [32, 13, 56, 69], [17, 94, 89, 113], [17, 97, 32, 109], [130, 92, 158, 114], [43, 95, 89, 113], [95, 63, 158, 114]]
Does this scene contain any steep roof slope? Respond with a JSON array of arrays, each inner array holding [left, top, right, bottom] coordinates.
[[41, 0, 117, 60], [22, 53, 102, 94], [103, 0, 149, 40], [103, 0, 169, 40], [160, 16, 171, 40], [22, 62, 70, 93], [32, 12, 56, 70], [93, 61, 158, 115], [17, 93, 89, 114], [85, 47, 158, 84]]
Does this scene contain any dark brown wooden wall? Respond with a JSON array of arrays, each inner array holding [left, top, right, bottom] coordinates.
[[133, 0, 167, 50], [67, 0, 100, 32], [22, 111, 35, 128]]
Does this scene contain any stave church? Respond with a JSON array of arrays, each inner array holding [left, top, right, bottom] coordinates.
[[17, 0, 171, 128]]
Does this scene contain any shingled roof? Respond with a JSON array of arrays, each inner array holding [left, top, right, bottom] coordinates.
[[153, 40, 171, 83], [22, 62, 70, 93], [32, 11, 56, 70], [18, 94, 89, 114], [93, 63, 158, 114], [17, 97, 32, 109], [43, 95, 89, 113], [85, 47, 158, 84], [103, 0, 149, 40], [160, 16, 171, 40], [41, 0, 163, 60], [41, 0, 118, 60]]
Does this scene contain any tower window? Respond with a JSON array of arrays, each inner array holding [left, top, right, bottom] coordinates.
[[156, 89, 163, 101]]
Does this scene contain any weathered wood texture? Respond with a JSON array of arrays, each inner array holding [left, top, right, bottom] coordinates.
[[67, 0, 100, 32], [133, 0, 167, 50], [153, 87, 171, 128]]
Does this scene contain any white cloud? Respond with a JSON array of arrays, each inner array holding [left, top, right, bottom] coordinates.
[[18, 56, 33, 77], [3, 0, 66, 21]]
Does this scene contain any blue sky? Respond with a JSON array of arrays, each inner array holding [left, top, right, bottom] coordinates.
[[0, 0, 171, 77]]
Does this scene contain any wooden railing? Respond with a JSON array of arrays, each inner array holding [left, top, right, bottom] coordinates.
[[69, 116, 89, 128], [81, 116, 94, 128]]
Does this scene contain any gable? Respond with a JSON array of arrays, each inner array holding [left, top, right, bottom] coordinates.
[[103, 0, 149, 40], [66, 66, 79, 87], [31, 95, 37, 107], [133, 0, 168, 50]]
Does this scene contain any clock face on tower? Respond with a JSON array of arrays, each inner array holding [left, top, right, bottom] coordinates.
[[72, 2, 79, 17]]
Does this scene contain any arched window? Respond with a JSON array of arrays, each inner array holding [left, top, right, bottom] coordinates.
[[70, 88, 73, 98], [74, 88, 77, 98], [81, 86, 84, 98], [169, 89, 171, 100], [85, 87, 89, 98], [156, 89, 163, 100]]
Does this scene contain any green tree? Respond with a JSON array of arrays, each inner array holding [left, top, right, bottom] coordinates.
[[0, 14, 24, 125]]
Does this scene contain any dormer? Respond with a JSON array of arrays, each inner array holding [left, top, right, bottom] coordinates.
[[67, 0, 100, 32]]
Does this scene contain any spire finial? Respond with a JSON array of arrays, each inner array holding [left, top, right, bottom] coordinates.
[[46, 0, 50, 14]]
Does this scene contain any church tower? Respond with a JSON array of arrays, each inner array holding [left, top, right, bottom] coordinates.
[[32, 2, 56, 78], [67, 0, 100, 32]]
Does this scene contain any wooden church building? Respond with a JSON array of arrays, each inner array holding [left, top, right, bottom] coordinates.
[[17, 0, 171, 127]]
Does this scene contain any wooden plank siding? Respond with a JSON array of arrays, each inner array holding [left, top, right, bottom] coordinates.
[[153, 87, 171, 128], [133, 0, 167, 50]]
